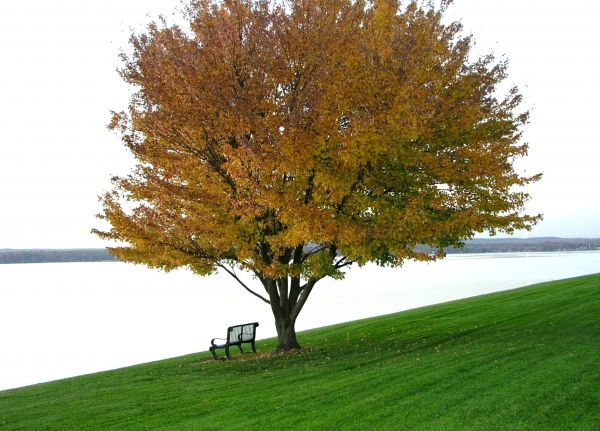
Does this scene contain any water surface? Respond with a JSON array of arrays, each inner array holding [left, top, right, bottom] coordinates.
[[1, 251, 599, 391]]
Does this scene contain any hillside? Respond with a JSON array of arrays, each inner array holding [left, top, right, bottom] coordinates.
[[0, 274, 599, 430]]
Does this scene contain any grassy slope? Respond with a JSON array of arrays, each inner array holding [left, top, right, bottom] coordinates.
[[1, 274, 599, 430]]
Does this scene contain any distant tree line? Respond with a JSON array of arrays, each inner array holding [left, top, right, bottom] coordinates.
[[1, 238, 599, 264], [416, 237, 600, 254], [0, 249, 116, 264]]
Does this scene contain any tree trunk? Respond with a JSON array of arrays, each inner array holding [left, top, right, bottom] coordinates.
[[261, 275, 316, 352], [275, 315, 301, 351]]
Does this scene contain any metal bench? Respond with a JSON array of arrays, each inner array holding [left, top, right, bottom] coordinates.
[[209, 322, 259, 360]]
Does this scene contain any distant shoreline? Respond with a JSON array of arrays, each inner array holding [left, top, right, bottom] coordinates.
[[417, 237, 600, 255], [1, 237, 600, 264], [0, 249, 116, 264]]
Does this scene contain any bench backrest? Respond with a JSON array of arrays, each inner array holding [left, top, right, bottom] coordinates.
[[227, 322, 259, 344]]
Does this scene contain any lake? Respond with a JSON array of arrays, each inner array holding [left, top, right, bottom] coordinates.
[[1, 251, 599, 391]]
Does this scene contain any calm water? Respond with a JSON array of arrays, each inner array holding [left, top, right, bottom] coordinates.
[[1, 251, 599, 391]]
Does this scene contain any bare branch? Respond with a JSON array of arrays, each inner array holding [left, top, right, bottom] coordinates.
[[218, 263, 270, 304], [290, 279, 316, 322], [333, 255, 347, 266], [334, 257, 354, 269]]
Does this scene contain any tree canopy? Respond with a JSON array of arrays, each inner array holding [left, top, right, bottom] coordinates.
[[94, 0, 540, 350]]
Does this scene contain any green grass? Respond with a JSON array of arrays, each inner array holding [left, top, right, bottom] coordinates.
[[1, 274, 599, 430]]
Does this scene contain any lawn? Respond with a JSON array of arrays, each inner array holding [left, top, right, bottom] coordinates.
[[1, 274, 599, 430]]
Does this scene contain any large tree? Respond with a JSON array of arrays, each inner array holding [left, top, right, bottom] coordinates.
[[94, 0, 540, 351]]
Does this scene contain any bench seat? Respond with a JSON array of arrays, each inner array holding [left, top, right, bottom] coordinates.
[[209, 322, 259, 360]]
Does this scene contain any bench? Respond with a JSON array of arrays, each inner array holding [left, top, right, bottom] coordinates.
[[209, 322, 259, 360]]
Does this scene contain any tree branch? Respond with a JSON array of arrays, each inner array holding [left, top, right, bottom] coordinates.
[[290, 279, 316, 322], [336, 165, 366, 215], [334, 260, 354, 269], [304, 170, 315, 204], [149, 124, 238, 196], [333, 255, 348, 266], [300, 244, 330, 262], [277, 277, 289, 312], [218, 263, 270, 304]]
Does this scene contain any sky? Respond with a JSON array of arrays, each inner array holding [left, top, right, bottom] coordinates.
[[0, 0, 599, 249]]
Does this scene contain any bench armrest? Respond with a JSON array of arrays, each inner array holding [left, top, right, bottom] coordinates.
[[211, 337, 227, 346]]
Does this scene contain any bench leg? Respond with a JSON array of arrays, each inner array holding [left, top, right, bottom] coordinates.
[[251, 341, 256, 353], [239, 345, 244, 354], [225, 345, 231, 360], [210, 346, 218, 360]]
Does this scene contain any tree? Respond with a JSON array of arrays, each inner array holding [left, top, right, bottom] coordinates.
[[94, 0, 540, 351]]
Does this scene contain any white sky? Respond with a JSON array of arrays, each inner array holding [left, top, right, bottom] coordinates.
[[0, 0, 599, 249]]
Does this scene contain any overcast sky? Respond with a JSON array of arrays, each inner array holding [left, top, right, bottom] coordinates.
[[1, 0, 599, 249]]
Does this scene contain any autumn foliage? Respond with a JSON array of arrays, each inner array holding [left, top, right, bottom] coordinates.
[[94, 0, 540, 350]]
